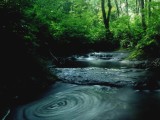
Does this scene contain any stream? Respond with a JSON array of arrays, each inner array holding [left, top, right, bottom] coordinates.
[[9, 51, 160, 120]]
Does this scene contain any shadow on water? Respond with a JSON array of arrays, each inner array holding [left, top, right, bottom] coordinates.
[[133, 70, 160, 120]]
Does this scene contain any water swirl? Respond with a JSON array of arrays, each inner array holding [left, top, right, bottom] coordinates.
[[13, 83, 136, 120]]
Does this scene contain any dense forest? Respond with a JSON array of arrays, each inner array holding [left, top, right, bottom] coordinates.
[[0, 0, 160, 119], [1, 0, 160, 56]]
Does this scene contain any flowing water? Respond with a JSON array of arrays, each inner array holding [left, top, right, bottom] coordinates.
[[9, 51, 160, 120]]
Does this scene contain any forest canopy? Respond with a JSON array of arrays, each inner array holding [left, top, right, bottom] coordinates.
[[0, 0, 160, 57]]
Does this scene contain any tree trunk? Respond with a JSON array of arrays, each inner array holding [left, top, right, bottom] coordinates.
[[148, 0, 151, 18], [140, 0, 147, 31], [125, 0, 129, 15], [101, 0, 107, 29], [106, 0, 112, 30], [136, 0, 139, 14], [119, 0, 122, 12], [125, 0, 131, 34], [114, 0, 119, 17], [137, 0, 141, 14], [101, 0, 112, 33]]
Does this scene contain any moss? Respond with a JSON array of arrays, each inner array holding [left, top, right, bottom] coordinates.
[[128, 37, 160, 60], [127, 49, 144, 60]]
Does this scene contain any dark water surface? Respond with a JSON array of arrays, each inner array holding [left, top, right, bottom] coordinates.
[[8, 51, 160, 120]]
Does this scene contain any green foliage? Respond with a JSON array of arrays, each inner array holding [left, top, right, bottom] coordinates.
[[130, 1, 160, 59], [111, 16, 133, 48], [2, 0, 159, 57], [128, 49, 144, 60], [110, 0, 160, 59], [129, 37, 159, 59], [21, 0, 111, 54]]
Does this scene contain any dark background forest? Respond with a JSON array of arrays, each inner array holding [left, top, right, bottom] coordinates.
[[0, 0, 160, 118]]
